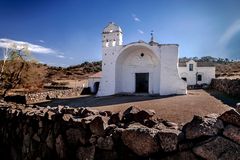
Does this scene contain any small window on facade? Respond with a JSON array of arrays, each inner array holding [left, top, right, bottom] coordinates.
[[189, 64, 193, 71], [140, 53, 144, 57], [197, 75, 202, 81], [117, 34, 119, 36], [182, 77, 187, 81], [106, 39, 108, 42]]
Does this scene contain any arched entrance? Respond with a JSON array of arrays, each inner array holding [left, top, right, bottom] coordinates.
[[115, 43, 160, 94]]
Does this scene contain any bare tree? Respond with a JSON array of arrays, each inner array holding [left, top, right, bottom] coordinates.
[[0, 44, 31, 97], [0, 47, 10, 79]]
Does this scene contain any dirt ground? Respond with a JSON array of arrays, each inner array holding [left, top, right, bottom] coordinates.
[[38, 89, 231, 124]]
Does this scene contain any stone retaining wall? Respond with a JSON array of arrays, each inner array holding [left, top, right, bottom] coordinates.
[[25, 87, 83, 104], [0, 101, 240, 160], [211, 78, 240, 98]]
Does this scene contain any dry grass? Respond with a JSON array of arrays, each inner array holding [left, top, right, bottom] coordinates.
[[216, 62, 240, 79]]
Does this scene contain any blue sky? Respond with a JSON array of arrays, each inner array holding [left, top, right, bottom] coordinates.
[[0, 0, 240, 66]]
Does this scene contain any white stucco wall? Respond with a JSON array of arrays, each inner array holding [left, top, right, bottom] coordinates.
[[159, 45, 187, 95], [97, 45, 123, 96], [178, 60, 215, 85]]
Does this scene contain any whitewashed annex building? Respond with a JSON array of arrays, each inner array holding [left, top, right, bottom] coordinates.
[[178, 60, 215, 86], [94, 22, 188, 96]]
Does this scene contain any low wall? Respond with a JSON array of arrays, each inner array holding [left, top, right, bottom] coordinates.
[[0, 101, 240, 160], [211, 78, 240, 98], [25, 87, 83, 104]]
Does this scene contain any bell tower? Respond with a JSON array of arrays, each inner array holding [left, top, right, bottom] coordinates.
[[97, 22, 123, 96], [102, 22, 123, 47]]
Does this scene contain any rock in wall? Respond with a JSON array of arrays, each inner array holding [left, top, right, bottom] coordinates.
[[0, 101, 240, 160], [25, 87, 83, 104]]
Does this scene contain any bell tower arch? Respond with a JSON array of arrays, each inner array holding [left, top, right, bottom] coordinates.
[[102, 22, 123, 47]]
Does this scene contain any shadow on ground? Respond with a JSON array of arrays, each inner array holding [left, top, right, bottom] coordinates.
[[206, 89, 240, 108], [36, 94, 178, 108], [35, 90, 231, 124]]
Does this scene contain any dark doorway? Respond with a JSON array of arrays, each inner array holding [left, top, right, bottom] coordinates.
[[135, 73, 149, 93], [182, 77, 187, 81], [197, 75, 202, 81], [93, 82, 100, 94]]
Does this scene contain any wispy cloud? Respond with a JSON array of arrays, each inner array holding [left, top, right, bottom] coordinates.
[[132, 14, 141, 22], [39, 40, 45, 43], [137, 29, 144, 34], [219, 19, 240, 47], [57, 55, 65, 58], [0, 38, 57, 54]]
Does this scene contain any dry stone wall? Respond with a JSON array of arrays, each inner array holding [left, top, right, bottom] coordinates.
[[25, 87, 83, 104], [211, 78, 240, 98], [0, 100, 240, 160]]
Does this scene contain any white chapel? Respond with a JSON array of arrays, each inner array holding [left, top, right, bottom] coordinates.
[[96, 22, 187, 96]]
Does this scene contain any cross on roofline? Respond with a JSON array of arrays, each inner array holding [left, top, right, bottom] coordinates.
[[151, 30, 154, 42]]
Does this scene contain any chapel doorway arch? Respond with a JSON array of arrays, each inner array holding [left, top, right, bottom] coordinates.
[[115, 44, 160, 94]]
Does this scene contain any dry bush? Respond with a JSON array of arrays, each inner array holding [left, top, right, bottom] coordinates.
[[1, 61, 47, 94], [19, 62, 47, 91]]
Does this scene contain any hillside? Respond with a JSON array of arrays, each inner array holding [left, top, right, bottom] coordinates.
[[45, 61, 101, 81], [215, 62, 240, 78], [1, 58, 239, 93], [0, 60, 101, 93], [40, 60, 240, 82]]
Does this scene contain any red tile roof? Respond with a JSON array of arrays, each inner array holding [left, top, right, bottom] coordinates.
[[89, 71, 102, 78]]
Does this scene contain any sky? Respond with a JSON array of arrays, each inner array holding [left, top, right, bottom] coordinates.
[[0, 0, 240, 66]]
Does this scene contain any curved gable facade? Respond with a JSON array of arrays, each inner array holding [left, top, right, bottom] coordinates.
[[97, 22, 187, 96]]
